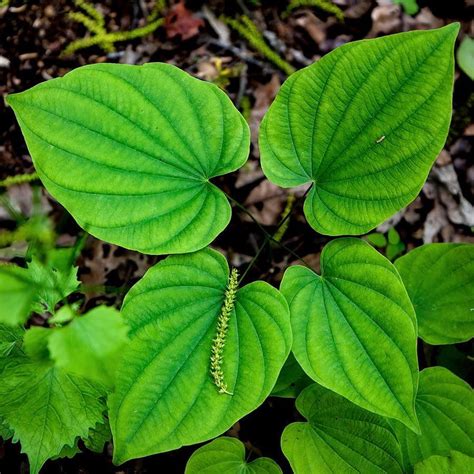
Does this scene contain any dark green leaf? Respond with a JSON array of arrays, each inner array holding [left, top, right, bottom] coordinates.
[[281, 383, 404, 473], [270, 353, 312, 398]]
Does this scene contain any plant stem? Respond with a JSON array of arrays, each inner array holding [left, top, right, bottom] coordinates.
[[226, 186, 313, 284]]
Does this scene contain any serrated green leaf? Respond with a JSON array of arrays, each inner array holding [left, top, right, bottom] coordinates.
[[0, 325, 25, 442], [392, 367, 474, 471], [414, 451, 474, 474], [0, 324, 24, 360], [109, 248, 291, 464], [260, 25, 458, 236], [457, 36, 474, 80], [7, 63, 250, 255], [0, 265, 36, 326], [0, 324, 25, 374], [0, 417, 13, 441], [84, 417, 112, 453], [0, 361, 106, 474], [51, 440, 81, 460], [280, 238, 419, 430], [48, 305, 129, 387], [27, 255, 79, 314], [270, 353, 312, 398], [281, 383, 404, 473], [395, 243, 474, 344], [185, 436, 282, 474]]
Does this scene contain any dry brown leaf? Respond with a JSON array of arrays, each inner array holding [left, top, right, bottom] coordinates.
[[413, 7, 444, 30], [250, 75, 280, 150], [423, 200, 450, 243], [368, 4, 402, 38], [293, 11, 328, 44], [164, 1, 204, 40], [244, 180, 286, 226]]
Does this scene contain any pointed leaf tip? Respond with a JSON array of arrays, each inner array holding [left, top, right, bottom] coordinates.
[[260, 26, 458, 236]]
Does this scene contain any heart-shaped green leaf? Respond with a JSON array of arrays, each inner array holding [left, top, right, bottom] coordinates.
[[281, 383, 404, 473], [414, 451, 474, 474], [280, 238, 419, 430], [395, 243, 474, 345], [7, 63, 250, 254], [392, 367, 474, 471], [259, 24, 459, 235], [109, 248, 291, 464], [185, 436, 282, 474]]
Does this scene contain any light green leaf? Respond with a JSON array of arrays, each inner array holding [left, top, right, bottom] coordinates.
[[46, 247, 77, 273], [270, 353, 312, 398], [281, 383, 404, 473], [24, 326, 51, 360], [48, 304, 76, 325], [280, 238, 419, 430], [260, 25, 459, 236], [393, 0, 419, 15], [7, 63, 250, 255], [185, 436, 282, 474], [414, 451, 474, 474], [48, 305, 129, 387], [457, 36, 474, 80], [109, 248, 291, 464], [365, 232, 387, 248], [0, 265, 35, 326], [388, 228, 401, 245], [27, 255, 79, 314], [392, 367, 474, 471], [395, 243, 474, 344], [0, 361, 106, 474]]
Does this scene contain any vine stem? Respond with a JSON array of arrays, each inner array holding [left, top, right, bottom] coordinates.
[[224, 185, 313, 284]]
